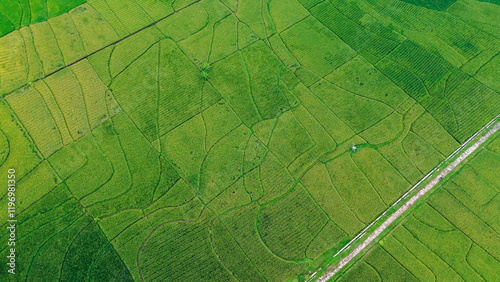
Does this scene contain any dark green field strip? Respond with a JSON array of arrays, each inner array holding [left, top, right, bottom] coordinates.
[[399, 0, 457, 11], [0, 0, 86, 37]]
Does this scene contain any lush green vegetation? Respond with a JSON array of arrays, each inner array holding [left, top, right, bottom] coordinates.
[[0, 0, 86, 37], [0, 0, 499, 280], [339, 134, 500, 281]]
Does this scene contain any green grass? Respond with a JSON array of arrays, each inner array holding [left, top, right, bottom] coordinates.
[[210, 16, 238, 62], [65, 135, 113, 199], [0, 101, 42, 176], [240, 41, 292, 119], [306, 221, 347, 260], [291, 83, 355, 144], [411, 112, 460, 156], [202, 100, 242, 149], [87, 112, 162, 215], [48, 140, 86, 180], [199, 125, 255, 202], [452, 165, 497, 205], [269, 0, 308, 32], [100, 0, 152, 34], [404, 213, 484, 281], [176, 0, 232, 64], [44, 68, 90, 139], [429, 189, 500, 260], [0, 31, 30, 96], [80, 120, 134, 206], [19, 27, 45, 83], [207, 178, 251, 214], [376, 57, 429, 102], [309, 0, 400, 62], [158, 39, 220, 135], [88, 242, 134, 281], [467, 149, 500, 189], [161, 114, 206, 189], [108, 27, 164, 79], [70, 60, 109, 129], [156, 4, 208, 41], [0, 182, 85, 278], [467, 243, 500, 282]]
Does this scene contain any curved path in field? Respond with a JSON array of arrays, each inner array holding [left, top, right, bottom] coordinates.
[[317, 117, 500, 282]]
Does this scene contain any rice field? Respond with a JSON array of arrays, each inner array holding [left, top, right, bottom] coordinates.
[[0, 0, 499, 280]]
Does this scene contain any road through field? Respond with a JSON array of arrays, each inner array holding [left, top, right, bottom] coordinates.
[[317, 118, 500, 282]]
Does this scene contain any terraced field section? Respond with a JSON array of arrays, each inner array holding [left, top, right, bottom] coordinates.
[[0, 0, 499, 280], [337, 133, 500, 281]]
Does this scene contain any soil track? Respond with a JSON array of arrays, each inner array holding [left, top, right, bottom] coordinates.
[[317, 118, 500, 282]]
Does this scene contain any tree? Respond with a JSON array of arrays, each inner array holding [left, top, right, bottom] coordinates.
[[200, 62, 211, 80]]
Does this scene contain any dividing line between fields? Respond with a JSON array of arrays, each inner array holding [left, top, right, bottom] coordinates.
[[317, 115, 500, 282]]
